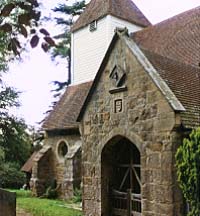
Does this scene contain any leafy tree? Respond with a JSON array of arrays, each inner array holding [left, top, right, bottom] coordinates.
[[0, 161, 26, 188], [0, 86, 32, 164], [0, 0, 56, 57], [0, 85, 32, 188], [51, 0, 85, 92], [0, 1, 55, 141], [52, 0, 85, 59], [0, 116, 32, 165], [176, 128, 200, 216]]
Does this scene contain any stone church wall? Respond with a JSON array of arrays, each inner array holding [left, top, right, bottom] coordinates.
[[80, 38, 183, 216], [31, 133, 82, 200]]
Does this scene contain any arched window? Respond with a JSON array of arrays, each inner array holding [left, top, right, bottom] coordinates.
[[57, 141, 68, 158]]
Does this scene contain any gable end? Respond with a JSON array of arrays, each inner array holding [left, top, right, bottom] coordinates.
[[123, 35, 186, 112], [77, 30, 185, 122]]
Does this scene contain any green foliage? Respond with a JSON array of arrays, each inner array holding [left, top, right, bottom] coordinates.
[[0, 146, 5, 162], [0, 1, 43, 190], [44, 186, 58, 199], [176, 128, 200, 215], [73, 188, 82, 203], [52, 0, 85, 59], [53, 1, 85, 17], [0, 116, 32, 165], [0, 85, 32, 188], [10, 188, 32, 198], [50, 0, 85, 93], [41, 179, 59, 199], [0, 32, 9, 71], [13, 189, 82, 216], [0, 86, 19, 108], [0, 162, 26, 188], [42, 179, 58, 199]]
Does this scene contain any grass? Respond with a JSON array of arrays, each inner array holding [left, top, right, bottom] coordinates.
[[9, 189, 82, 216]]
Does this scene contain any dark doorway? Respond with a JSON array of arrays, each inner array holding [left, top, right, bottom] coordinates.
[[101, 137, 141, 216]]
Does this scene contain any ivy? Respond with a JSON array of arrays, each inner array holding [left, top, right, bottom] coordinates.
[[176, 128, 200, 216]]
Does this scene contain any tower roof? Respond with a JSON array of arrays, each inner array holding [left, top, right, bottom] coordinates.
[[71, 0, 151, 32]]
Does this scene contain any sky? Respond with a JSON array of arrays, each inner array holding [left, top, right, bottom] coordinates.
[[2, 0, 200, 128], [134, 0, 199, 24]]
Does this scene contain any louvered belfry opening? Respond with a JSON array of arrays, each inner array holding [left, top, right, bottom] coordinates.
[[101, 137, 141, 216]]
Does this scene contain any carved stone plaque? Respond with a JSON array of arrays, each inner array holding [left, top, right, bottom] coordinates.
[[110, 65, 125, 87], [114, 99, 123, 113], [109, 65, 127, 94]]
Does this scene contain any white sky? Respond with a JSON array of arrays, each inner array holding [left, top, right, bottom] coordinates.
[[134, 0, 199, 24], [2, 0, 200, 128]]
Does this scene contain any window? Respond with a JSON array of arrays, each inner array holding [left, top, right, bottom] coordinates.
[[89, 20, 97, 32], [57, 141, 68, 158]]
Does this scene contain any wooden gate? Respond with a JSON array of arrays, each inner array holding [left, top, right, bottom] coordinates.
[[111, 189, 141, 216], [109, 141, 141, 216]]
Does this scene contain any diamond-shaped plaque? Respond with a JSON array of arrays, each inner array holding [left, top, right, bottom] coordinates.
[[110, 65, 126, 87], [109, 65, 127, 94]]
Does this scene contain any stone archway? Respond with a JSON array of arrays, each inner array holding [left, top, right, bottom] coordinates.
[[101, 136, 141, 216]]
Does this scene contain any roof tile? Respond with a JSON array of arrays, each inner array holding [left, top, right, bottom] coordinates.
[[21, 152, 38, 173], [71, 0, 151, 32], [42, 81, 92, 131], [132, 6, 200, 67], [143, 49, 200, 128]]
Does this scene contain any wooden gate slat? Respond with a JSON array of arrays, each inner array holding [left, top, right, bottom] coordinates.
[[112, 208, 127, 215]]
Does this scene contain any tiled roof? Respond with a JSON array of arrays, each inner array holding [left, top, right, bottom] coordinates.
[[132, 6, 200, 67], [71, 0, 151, 32], [21, 152, 38, 173], [143, 49, 200, 128], [42, 81, 92, 131], [33, 146, 51, 162]]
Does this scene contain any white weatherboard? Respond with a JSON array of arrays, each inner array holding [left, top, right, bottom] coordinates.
[[71, 15, 143, 84]]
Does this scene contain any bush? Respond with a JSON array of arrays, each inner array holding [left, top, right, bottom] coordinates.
[[176, 128, 200, 216], [44, 186, 58, 199], [0, 162, 26, 189], [73, 188, 82, 203], [41, 179, 58, 199]]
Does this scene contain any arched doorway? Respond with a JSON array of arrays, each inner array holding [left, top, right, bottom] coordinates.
[[101, 137, 141, 216]]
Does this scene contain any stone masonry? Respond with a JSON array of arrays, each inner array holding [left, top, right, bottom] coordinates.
[[79, 36, 184, 216], [30, 82, 91, 200], [31, 133, 82, 199]]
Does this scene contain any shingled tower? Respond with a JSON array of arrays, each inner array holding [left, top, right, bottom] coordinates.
[[71, 0, 150, 84]]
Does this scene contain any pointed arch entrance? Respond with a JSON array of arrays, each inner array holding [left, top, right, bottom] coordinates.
[[101, 136, 141, 216]]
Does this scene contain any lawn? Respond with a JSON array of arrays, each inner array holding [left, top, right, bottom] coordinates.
[[10, 189, 82, 216]]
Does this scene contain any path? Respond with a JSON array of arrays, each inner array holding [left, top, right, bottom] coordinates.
[[16, 207, 33, 216]]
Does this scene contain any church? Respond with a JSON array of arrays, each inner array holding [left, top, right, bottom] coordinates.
[[29, 0, 200, 215]]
